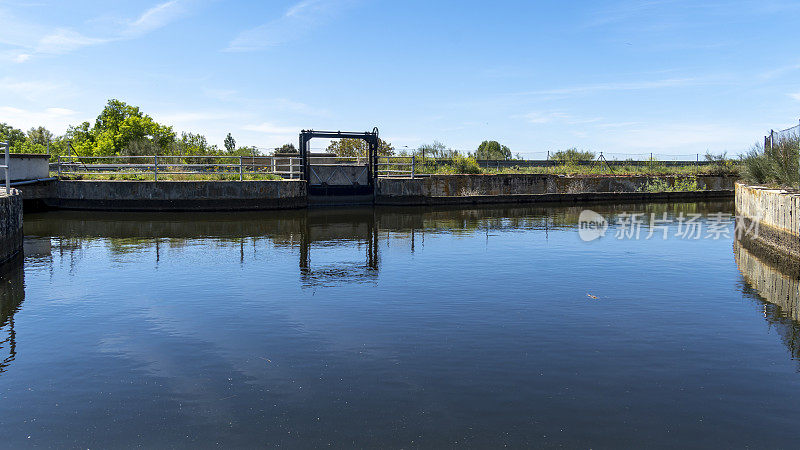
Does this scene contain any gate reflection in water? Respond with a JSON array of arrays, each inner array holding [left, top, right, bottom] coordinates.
[[6, 201, 800, 447]]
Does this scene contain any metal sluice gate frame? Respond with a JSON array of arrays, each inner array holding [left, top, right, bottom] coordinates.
[[299, 128, 380, 188]]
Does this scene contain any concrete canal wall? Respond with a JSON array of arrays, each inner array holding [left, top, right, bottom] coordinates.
[[735, 240, 800, 321], [0, 190, 23, 264], [37, 180, 307, 211], [377, 174, 736, 206], [13, 175, 735, 211], [735, 183, 800, 260]]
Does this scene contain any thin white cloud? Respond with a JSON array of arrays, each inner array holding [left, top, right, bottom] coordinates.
[[35, 28, 108, 54], [522, 112, 570, 124], [226, 0, 353, 52], [123, 0, 190, 37], [789, 92, 800, 101], [0, 106, 79, 134], [243, 122, 299, 134], [0, 77, 68, 102], [4, 0, 195, 62], [520, 78, 699, 97]]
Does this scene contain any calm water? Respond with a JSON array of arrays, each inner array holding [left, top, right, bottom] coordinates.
[[2, 201, 800, 448]]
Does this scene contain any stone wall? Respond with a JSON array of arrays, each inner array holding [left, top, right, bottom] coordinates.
[[377, 174, 736, 205], [735, 183, 800, 260], [43, 180, 307, 211], [0, 190, 23, 264]]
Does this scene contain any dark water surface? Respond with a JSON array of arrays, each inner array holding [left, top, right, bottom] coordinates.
[[2, 201, 800, 448]]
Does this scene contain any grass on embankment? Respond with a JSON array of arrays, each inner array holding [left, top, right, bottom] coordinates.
[[410, 157, 740, 177]]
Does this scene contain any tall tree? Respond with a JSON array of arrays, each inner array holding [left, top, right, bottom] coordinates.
[[0, 123, 26, 148], [274, 143, 297, 154], [78, 99, 176, 156], [326, 138, 395, 157], [224, 133, 236, 152], [27, 127, 54, 146], [474, 140, 511, 160]]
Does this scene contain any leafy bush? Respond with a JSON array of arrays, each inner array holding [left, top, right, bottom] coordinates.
[[441, 155, 481, 174], [641, 177, 700, 192], [551, 148, 595, 162]]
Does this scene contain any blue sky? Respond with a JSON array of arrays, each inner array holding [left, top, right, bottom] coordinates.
[[1, 0, 799, 157]]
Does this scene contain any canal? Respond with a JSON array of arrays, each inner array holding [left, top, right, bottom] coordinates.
[[1, 201, 799, 447]]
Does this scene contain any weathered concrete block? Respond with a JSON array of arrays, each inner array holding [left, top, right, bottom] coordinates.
[[0, 190, 23, 264], [46, 180, 307, 211], [735, 183, 800, 261], [7, 153, 50, 181]]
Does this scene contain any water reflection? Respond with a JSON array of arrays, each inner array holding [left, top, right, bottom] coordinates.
[[19, 201, 736, 288], [735, 238, 800, 363], [9, 200, 800, 447], [0, 254, 24, 373]]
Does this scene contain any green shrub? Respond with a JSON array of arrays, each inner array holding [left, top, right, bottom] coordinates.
[[551, 148, 595, 162], [742, 139, 799, 186], [441, 155, 481, 174], [641, 177, 700, 192]]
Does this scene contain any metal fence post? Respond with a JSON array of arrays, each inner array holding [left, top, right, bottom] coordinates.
[[3, 142, 9, 193], [239, 156, 243, 181], [411, 155, 415, 179], [154, 155, 158, 182], [770, 130, 775, 151], [57, 156, 62, 178]]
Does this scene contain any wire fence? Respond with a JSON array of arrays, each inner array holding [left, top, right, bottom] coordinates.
[[764, 120, 800, 188]]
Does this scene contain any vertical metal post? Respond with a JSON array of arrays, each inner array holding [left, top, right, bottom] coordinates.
[[154, 155, 158, 182], [57, 156, 62, 178], [239, 156, 243, 181], [411, 155, 415, 179], [770, 130, 774, 151], [3, 142, 9, 193], [290, 156, 294, 179]]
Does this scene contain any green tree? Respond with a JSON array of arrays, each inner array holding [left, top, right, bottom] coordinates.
[[274, 143, 297, 154], [326, 138, 395, 157], [551, 148, 595, 162], [474, 140, 511, 160], [177, 132, 219, 156], [224, 133, 236, 152], [417, 140, 459, 159], [0, 123, 26, 148], [81, 99, 175, 156], [27, 127, 53, 146]]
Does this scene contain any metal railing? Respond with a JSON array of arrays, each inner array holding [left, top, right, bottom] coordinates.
[[1, 142, 8, 193], [55, 155, 303, 181], [378, 156, 415, 178]]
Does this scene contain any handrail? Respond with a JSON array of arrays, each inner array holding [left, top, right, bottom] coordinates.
[[0, 141, 9, 193], [56, 154, 305, 181]]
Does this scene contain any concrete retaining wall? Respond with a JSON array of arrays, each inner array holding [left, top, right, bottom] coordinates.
[[43, 180, 307, 211], [8, 153, 49, 181], [735, 239, 800, 321], [377, 174, 736, 205], [0, 190, 23, 264], [735, 183, 800, 260]]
